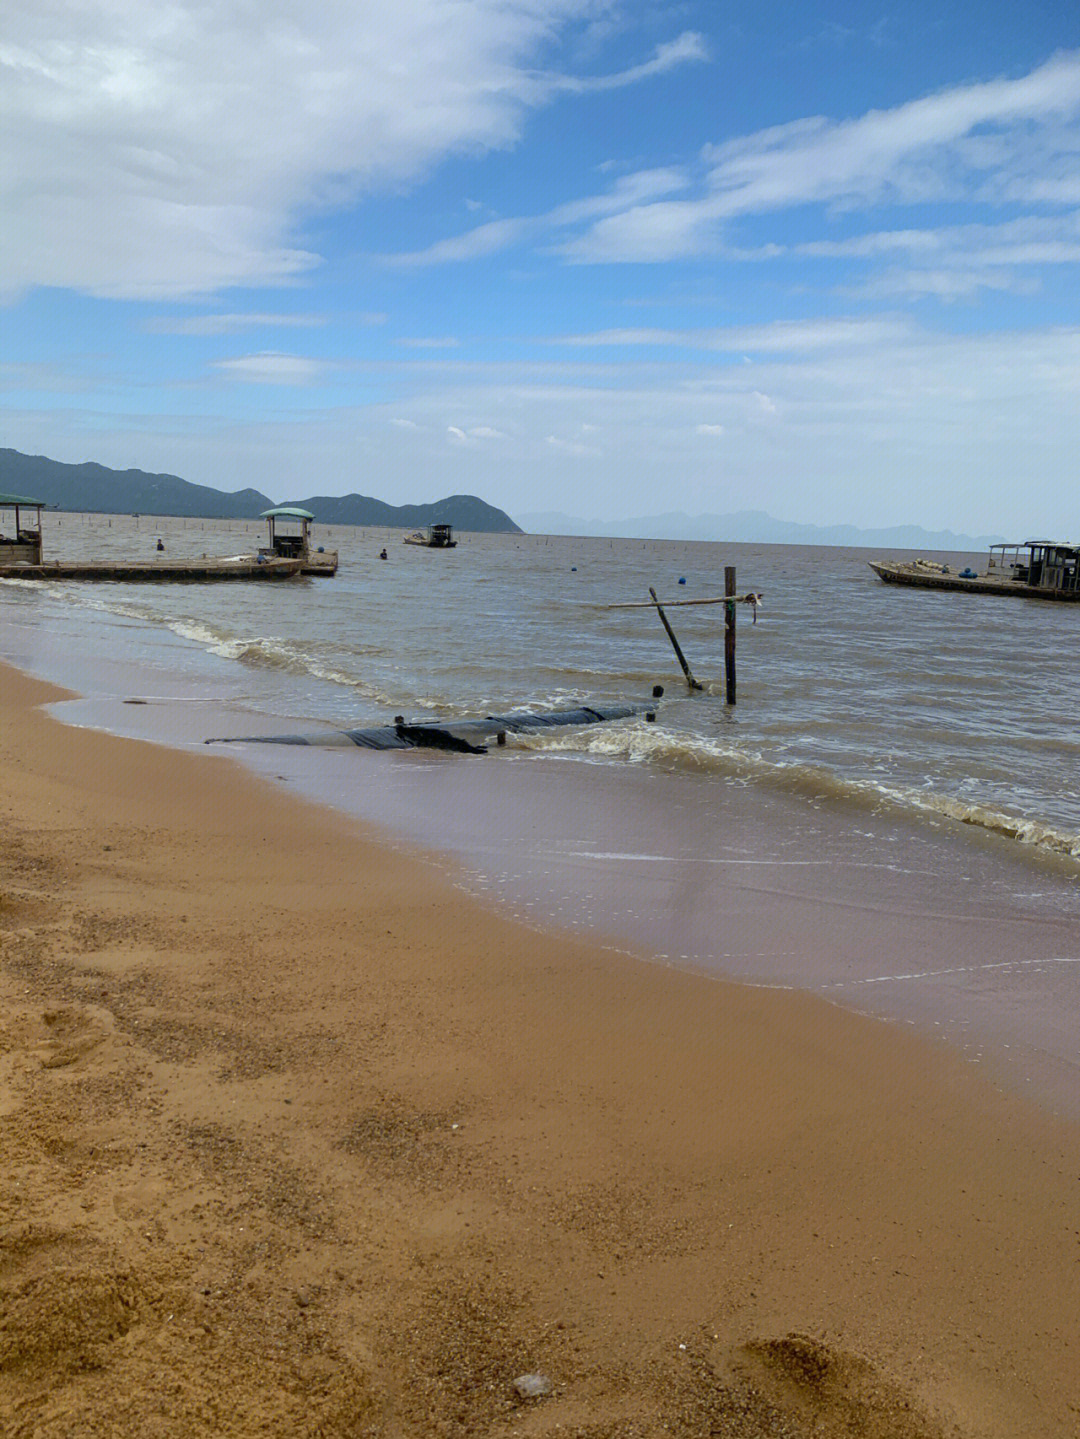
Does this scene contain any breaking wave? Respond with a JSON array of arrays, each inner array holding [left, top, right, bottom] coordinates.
[[518, 721, 1080, 860], [163, 622, 399, 703]]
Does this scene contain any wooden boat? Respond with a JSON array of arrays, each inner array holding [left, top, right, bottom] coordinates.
[[0, 554, 304, 582], [869, 541, 1080, 602], [403, 523, 457, 548]]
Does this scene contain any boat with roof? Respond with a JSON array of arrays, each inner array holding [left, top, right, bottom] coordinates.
[[869, 539, 1080, 602], [403, 523, 457, 548]]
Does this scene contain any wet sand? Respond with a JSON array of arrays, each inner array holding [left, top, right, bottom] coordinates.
[[1, 660, 1078, 1437]]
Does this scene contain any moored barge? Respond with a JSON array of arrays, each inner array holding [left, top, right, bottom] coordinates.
[[0, 494, 304, 581], [869, 540, 1080, 602]]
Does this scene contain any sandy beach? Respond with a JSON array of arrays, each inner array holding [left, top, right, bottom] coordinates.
[[1, 660, 1077, 1438]]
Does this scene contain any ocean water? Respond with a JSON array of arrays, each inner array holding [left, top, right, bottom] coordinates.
[[2, 513, 1078, 1116]]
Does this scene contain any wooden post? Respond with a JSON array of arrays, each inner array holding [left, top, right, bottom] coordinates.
[[724, 566, 736, 705], [649, 587, 703, 691]]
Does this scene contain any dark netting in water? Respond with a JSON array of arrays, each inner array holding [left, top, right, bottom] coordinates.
[[206, 701, 647, 750]]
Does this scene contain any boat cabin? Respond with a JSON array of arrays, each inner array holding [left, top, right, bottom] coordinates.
[[260, 506, 314, 559], [0, 494, 45, 565], [404, 523, 456, 548], [987, 540, 1080, 593]]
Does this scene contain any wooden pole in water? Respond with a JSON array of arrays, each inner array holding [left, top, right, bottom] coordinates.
[[724, 566, 736, 705], [649, 586, 703, 691]]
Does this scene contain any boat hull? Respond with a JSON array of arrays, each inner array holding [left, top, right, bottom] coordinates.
[[299, 551, 339, 576], [0, 556, 305, 582]]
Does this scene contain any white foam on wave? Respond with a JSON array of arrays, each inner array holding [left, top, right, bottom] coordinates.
[[558, 850, 935, 871], [825, 955, 1080, 988], [521, 721, 1080, 860]]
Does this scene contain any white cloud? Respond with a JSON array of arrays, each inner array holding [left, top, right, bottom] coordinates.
[[145, 312, 329, 335], [545, 317, 913, 352], [696, 423, 723, 435], [536, 31, 708, 95], [387, 167, 688, 266], [380, 50, 1080, 270], [447, 423, 505, 443], [0, 360, 92, 392], [546, 434, 599, 456], [391, 219, 531, 267], [843, 268, 1038, 301], [556, 50, 1080, 261], [798, 212, 1080, 265], [1, 3, 704, 299], [786, 213, 1080, 301], [699, 51, 1080, 213], [396, 336, 461, 349], [213, 352, 328, 383]]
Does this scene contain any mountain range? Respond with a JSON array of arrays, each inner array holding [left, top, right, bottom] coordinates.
[[0, 449, 522, 533], [517, 508, 1006, 550], [3, 449, 1009, 549]]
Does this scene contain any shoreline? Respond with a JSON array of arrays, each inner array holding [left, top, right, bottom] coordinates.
[[1, 658, 1079, 1436], [16, 624, 1080, 1124]]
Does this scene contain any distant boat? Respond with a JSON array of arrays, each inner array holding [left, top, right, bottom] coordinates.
[[403, 523, 457, 548], [869, 540, 1080, 602]]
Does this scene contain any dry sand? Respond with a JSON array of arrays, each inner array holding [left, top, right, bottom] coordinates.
[[0, 661, 1077, 1438]]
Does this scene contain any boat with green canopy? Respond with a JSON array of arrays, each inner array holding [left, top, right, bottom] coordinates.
[[260, 506, 338, 576], [0, 493, 46, 566]]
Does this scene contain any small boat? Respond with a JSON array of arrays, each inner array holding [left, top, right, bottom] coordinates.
[[869, 540, 1080, 602], [403, 524, 457, 548]]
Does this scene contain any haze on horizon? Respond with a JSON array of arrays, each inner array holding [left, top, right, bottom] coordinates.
[[2, 2, 1078, 538]]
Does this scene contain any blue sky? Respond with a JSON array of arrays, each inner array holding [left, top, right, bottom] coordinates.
[[2, 2, 1078, 532]]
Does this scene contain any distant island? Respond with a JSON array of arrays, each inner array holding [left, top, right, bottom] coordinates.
[[0, 449, 522, 534], [517, 508, 1006, 551]]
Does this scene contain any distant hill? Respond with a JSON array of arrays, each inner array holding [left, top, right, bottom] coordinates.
[[280, 492, 522, 533], [517, 508, 1005, 550], [1, 448, 271, 520], [0, 449, 521, 533]]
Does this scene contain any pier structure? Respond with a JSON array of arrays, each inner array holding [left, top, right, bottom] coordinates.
[[0, 493, 45, 566], [0, 495, 304, 581], [260, 506, 339, 576]]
